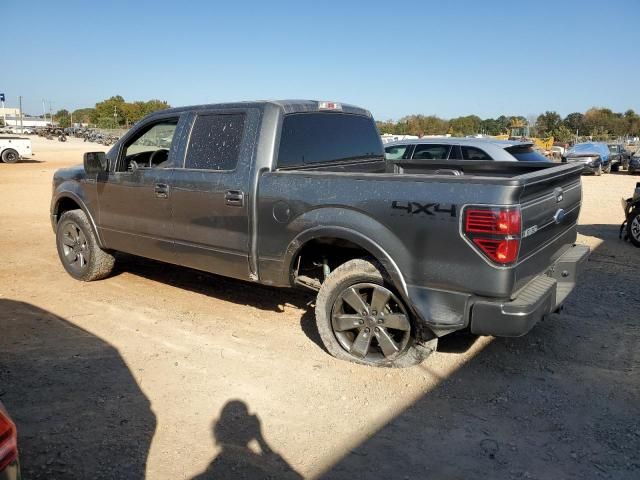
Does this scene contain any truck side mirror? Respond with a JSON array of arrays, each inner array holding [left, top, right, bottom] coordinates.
[[83, 152, 108, 175]]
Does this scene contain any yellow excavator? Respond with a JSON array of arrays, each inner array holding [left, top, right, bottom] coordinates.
[[494, 118, 554, 155]]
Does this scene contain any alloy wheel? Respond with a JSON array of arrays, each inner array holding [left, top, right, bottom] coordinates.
[[631, 215, 640, 242], [331, 283, 411, 362], [59, 221, 90, 273]]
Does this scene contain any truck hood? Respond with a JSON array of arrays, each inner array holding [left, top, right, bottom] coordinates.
[[53, 165, 86, 191], [54, 165, 86, 181]]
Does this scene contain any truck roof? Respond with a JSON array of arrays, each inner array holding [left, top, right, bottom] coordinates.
[[149, 100, 372, 118]]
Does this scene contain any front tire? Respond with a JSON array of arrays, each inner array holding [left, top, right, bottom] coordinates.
[[1, 148, 19, 164], [595, 164, 602, 176], [56, 209, 115, 281], [315, 259, 436, 367], [627, 210, 640, 248]]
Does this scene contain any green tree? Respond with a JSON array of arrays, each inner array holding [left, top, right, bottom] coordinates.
[[449, 115, 481, 136], [551, 125, 574, 143], [55, 109, 71, 128], [94, 95, 126, 127], [563, 112, 584, 135], [72, 108, 96, 125], [535, 111, 562, 137]]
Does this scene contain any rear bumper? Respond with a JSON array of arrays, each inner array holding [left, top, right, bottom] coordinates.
[[469, 244, 590, 337]]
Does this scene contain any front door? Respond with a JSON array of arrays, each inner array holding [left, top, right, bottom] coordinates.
[[97, 116, 184, 263], [170, 109, 256, 280]]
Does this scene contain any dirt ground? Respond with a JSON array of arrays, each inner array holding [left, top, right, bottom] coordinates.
[[0, 136, 638, 479]]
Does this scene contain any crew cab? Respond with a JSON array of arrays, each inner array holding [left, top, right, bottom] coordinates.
[[0, 137, 32, 163], [51, 100, 589, 367]]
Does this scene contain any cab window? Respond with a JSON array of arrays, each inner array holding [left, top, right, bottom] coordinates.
[[120, 120, 178, 171]]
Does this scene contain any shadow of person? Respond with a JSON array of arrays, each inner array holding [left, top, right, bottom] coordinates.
[[192, 400, 302, 480]]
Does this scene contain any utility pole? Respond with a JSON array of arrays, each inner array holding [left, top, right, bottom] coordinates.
[[42, 99, 47, 124], [18, 96, 23, 133], [1, 93, 6, 127], [49, 101, 53, 126], [113, 105, 118, 128]]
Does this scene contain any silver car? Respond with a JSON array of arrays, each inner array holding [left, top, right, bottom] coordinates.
[[384, 137, 551, 162]]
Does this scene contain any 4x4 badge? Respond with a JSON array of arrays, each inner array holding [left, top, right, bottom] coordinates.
[[391, 201, 456, 217]]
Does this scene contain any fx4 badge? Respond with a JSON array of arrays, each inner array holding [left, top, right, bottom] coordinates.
[[391, 201, 456, 217]]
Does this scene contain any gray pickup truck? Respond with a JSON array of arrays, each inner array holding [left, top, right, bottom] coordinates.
[[51, 100, 589, 367]]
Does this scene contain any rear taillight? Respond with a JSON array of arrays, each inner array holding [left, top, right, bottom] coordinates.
[[0, 408, 17, 471], [463, 207, 521, 265]]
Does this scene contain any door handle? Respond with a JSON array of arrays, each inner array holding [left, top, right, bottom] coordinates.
[[155, 183, 169, 199], [224, 190, 245, 207]]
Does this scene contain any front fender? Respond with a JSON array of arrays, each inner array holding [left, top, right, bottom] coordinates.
[[51, 184, 104, 248]]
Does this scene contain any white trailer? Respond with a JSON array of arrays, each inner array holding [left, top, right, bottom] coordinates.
[[0, 136, 33, 163]]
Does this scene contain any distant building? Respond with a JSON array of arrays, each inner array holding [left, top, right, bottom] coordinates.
[[0, 107, 20, 117], [4, 115, 50, 128]]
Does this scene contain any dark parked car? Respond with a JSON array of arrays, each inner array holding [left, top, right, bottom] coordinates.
[[607, 143, 631, 171], [51, 100, 588, 367], [628, 150, 640, 175], [565, 142, 612, 175], [384, 138, 551, 162], [0, 402, 19, 480]]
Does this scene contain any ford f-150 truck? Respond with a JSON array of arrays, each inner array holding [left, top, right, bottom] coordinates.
[[51, 100, 589, 367]]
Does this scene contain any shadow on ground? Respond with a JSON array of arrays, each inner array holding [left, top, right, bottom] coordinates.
[[0, 299, 156, 479], [191, 400, 302, 480], [320, 235, 640, 479], [114, 254, 312, 313]]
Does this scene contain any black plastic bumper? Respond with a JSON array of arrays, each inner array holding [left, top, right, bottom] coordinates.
[[470, 244, 590, 337]]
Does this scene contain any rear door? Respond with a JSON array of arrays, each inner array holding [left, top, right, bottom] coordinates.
[[170, 108, 259, 280]]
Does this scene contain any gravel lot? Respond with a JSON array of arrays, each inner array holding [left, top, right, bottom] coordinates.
[[0, 137, 638, 479]]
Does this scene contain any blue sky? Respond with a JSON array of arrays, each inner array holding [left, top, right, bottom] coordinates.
[[3, 0, 639, 120]]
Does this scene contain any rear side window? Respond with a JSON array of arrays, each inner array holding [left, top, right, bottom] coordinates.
[[385, 144, 410, 160], [185, 113, 245, 170], [506, 146, 550, 162], [278, 113, 383, 168], [412, 144, 451, 160], [461, 146, 493, 160]]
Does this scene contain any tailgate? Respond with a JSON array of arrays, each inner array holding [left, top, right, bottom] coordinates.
[[515, 163, 583, 289]]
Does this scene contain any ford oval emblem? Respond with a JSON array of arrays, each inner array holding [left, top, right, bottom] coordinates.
[[553, 208, 566, 224]]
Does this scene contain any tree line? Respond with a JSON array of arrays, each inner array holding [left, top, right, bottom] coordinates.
[[377, 107, 640, 142], [53, 95, 171, 128]]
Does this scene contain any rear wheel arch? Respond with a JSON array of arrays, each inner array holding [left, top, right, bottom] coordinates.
[[287, 227, 409, 299]]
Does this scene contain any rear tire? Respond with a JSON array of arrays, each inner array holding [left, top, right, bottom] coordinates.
[[604, 162, 612, 173], [315, 258, 437, 368], [56, 209, 115, 281], [1, 148, 20, 164], [595, 164, 602, 176]]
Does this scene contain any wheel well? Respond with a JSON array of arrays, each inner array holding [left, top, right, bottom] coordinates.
[[291, 237, 380, 290], [54, 197, 82, 223]]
